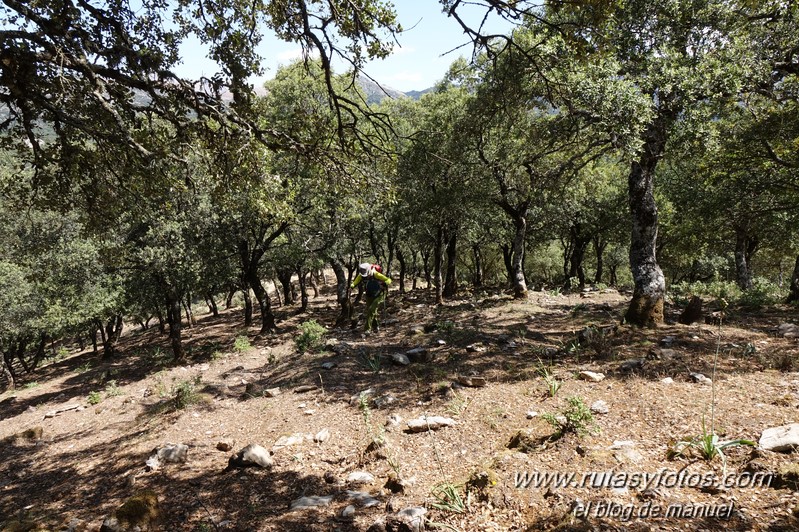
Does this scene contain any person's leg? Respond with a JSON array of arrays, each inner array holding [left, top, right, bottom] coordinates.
[[365, 295, 377, 331], [372, 292, 385, 331]]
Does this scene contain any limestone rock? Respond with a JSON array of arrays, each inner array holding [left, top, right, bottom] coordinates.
[[225, 444, 273, 471], [264, 387, 281, 398], [390, 353, 410, 366], [406, 415, 456, 433], [406, 347, 434, 363], [690, 373, 712, 385], [578, 371, 605, 382], [347, 471, 375, 484], [457, 375, 486, 387], [344, 490, 381, 507], [155, 443, 188, 463], [289, 495, 334, 510], [590, 400, 609, 415], [778, 323, 799, 339], [313, 428, 331, 443], [760, 423, 799, 452]]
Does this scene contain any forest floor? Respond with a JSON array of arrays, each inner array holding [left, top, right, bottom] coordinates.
[[2, 285, 799, 532]]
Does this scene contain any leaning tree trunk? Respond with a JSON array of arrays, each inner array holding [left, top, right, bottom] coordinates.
[[206, 293, 219, 317], [593, 235, 607, 285], [331, 259, 353, 326], [101, 315, 123, 360], [245, 272, 276, 333], [443, 229, 458, 299], [625, 116, 672, 327], [787, 255, 799, 303], [501, 244, 513, 288], [277, 269, 294, 306]]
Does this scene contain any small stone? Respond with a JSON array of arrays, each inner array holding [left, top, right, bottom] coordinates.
[[156, 443, 189, 463], [436, 339, 446, 346], [264, 387, 281, 398], [618, 359, 645, 372], [347, 471, 375, 484], [526, 411, 538, 419], [466, 344, 486, 353], [396, 507, 427, 532], [294, 385, 317, 393], [304, 409, 315, 415], [273, 433, 308, 449], [314, 428, 331, 443], [457, 375, 487, 387], [406, 347, 434, 363], [320, 362, 336, 370], [661, 377, 674, 384], [661, 336, 676, 347], [760, 423, 799, 452], [578, 370, 605, 382], [406, 415, 456, 432], [690, 373, 712, 385], [344, 490, 381, 507], [216, 441, 233, 452], [390, 353, 410, 366], [341, 505, 356, 518], [590, 400, 609, 415], [290, 495, 334, 510]]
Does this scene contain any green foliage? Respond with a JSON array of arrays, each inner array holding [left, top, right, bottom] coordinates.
[[173, 377, 201, 410], [87, 391, 102, 405], [669, 416, 756, 470], [430, 482, 466, 514], [295, 320, 327, 354], [105, 380, 123, 397], [233, 335, 251, 353], [21, 381, 39, 390], [541, 396, 598, 437], [359, 353, 382, 373], [738, 277, 784, 308]]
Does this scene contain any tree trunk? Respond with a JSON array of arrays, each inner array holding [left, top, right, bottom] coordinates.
[[309, 270, 319, 298], [2, 348, 15, 391], [411, 250, 418, 291], [433, 227, 444, 305], [166, 294, 185, 362], [422, 249, 432, 289], [183, 297, 193, 328], [247, 274, 276, 333], [397, 247, 407, 294], [91, 327, 99, 354], [225, 288, 236, 309], [30, 335, 46, 371], [593, 235, 607, 284], [277, 269, 294, 305], [272, 278, 282, 306], [156, 310, 166, 334], [298, 268, 309, 313], [242, 288, 253, 326], [565, 224, 591, 290], [472, 244, 483, 288], [787, 255, 799, 303], [734, 226, 758, 291], [206, 293, 219, 317], [625, 115, 671, 327], [101, 315, 123, 360], [443, 229, 458, 298], [501, 243, 513, 288], [509, 213, 529, 298], [331, 259, 353, 327]]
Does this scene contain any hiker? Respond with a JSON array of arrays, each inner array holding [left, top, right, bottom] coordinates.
[[351, 262, 391, 333]]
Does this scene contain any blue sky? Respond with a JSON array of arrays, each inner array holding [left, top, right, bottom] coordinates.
[[173, 2, 515, 92]]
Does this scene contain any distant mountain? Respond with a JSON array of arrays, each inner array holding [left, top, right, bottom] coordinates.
[[356, 75, 432, 103], [404, 88, 434, 100]]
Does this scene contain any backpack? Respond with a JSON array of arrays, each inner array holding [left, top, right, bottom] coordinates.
[[364, 264, 384, 298]]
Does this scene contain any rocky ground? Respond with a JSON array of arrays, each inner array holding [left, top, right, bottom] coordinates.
[[2, 285, 799, 532]]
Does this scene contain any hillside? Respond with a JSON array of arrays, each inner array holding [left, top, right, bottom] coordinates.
[[2, 286, 799, 531]]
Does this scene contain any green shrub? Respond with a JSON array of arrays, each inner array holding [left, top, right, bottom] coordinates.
[[295, 320, 327, 353], [173, 377, 201, 409], [233, 335, 251, 353], [739, 277, 783, 308], [87, 391, 102, 405], [542, 396, 598, 437], [105, 380, 123, 397]]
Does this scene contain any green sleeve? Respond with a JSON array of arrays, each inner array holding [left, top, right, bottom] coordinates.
[[373, 271, 392, 284], [351, 274, 362, 288]]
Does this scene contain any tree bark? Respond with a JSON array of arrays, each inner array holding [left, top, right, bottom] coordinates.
[[272, 278, 282, 306], [247, 274, 276, 333], [593, 235, 607, 284], [565, 223, 592, 290], [277, 269, 294, 305], [787, 255, 799, 303], [734, 226, 758, 291], [422, 249, 432, 289], [225, 288, 236, 309], [206, 293, 219, 317], [509, 212, 529, 298], [166, 293, 184, 362], [624, 116, 671, 327], [182, 297, 193, 328], [242, 288, 253, 326], [2, 348, 15, 391], [501, 243, 513, 288], [443, 229, 458, 298], [472, 244, 483, 288], [101, 315, 123, 360], [433, 227, 444, 305], [331, 258, 353, 326], [309, 270, 319, 298], [298, 268, 309, 313]]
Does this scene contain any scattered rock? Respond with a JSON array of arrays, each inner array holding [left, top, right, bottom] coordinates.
[[435, 339, 446, 346], [100, 490, 159, 532], [690, 373, 712, 385], [374, 394, 397, 409], [344, 490, 381, 507], [396, 507, 427, 532], [661, 336, 676, 347], [313, 428, 331, 443], [243, 382, 264, 397], [341, 505, 356, 518], [225, 444, 273, 471], [618, 359, 645, 372], [406, 347, 434, 364], [44, 403, 81, 418], [294, 385, 317, 393], [679, 295, 703, 325], [289, 495, 334, 510], [320, 362, 337, 370], [385, 413, 403, 429], [578, 371, 605, 382], [457, 375, 487, 387], [465, 344, 486, 353], [155, 443, 189, 463], [264, 387, 281, 398], [273, 434, 309, 450], [661, 377, 674, 384], [406, 415, 456, 433], [347, 471, 375, 484], [778, 323, 799, 339], [526, 411, 538, 419], [759, 423, 799, 452], [590, 400, 609, 415], [390, 353, 410, 366]]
